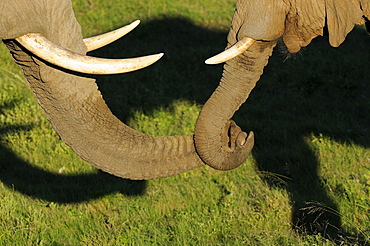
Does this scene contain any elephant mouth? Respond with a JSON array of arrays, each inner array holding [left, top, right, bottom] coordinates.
[[222, 120, 253, 153]]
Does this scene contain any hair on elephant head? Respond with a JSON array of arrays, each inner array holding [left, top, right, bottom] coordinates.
[[194, 0, 369, 169], [1, 0, 209, 180]]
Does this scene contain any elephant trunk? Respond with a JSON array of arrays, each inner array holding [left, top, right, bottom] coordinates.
[[2, 0, 206, 181], [4, 39, 204, 180], [194, 40, 276, 170]]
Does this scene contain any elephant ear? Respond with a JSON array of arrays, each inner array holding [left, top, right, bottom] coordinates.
[[325, 0, 364, 47], [360, 0, 370, 33], [283, 0, 326, 53]]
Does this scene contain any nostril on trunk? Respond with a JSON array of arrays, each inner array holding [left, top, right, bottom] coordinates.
[[224, 120, 242, 151], [227, 125, 233, 149]]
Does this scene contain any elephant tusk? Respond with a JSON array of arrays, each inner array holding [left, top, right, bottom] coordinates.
[[16, 33, 163, 75], [84, 20, 140, 52], [205, 37, 256, 64]]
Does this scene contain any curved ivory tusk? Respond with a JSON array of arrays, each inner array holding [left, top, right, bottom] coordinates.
[[84, 20, 141, 52], [205, 37, 256, 65], [16, 33, 163, 75]]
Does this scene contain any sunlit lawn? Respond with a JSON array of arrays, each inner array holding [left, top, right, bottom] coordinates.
[[0, 0, 369, 245]]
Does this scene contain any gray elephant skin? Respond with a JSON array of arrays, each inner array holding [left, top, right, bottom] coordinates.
[[1, 0, 369, 180]]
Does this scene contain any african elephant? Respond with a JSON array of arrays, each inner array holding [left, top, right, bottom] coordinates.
[[194, 0, 370, 170], [2, 1, 369, 181], [1, 0, 210, 180]]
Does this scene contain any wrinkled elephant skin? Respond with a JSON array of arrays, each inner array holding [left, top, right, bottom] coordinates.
[[1, 0, 369, 180], [0, 0, 206, 180], [194, 0, 370, 170]]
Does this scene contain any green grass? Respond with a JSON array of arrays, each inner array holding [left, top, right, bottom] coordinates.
[[1, 0, 369, 245]]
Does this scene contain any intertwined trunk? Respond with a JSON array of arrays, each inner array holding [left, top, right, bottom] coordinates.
[[192, 0, 279, 170], [194, 41, 277, 170], [2, 0, 207, 180], [5, 40, 205, 180]]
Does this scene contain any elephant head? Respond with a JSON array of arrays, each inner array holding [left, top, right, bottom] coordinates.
[[194, 0, 370, 170], [1, 0, 210, 180]]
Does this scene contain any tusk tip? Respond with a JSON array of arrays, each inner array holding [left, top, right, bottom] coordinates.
[[205, 57, 220, 65], [147, 53, 165, 64], [84, 19, 143, 52], [156, 53, 165, 59], [131, 20, 141, 27]]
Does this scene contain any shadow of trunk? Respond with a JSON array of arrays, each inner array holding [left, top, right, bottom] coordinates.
[[0, 111, 146, 203]]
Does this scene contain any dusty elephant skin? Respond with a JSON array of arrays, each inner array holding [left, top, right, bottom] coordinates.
[[194, 0, 370, 170], [0, 0, 206, 180]]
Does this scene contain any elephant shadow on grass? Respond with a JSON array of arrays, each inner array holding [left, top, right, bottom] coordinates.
[[0, 18, 226, 204], [0, 104, 146, 204], [1, 17, 369, 241], [96, 18, 369, 241], [0, 127, 147, 204], [234, 26, 370, 241]]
